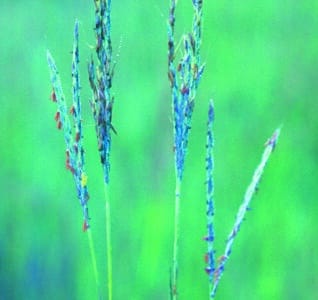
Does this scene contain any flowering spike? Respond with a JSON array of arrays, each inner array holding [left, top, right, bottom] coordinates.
[[211, 127, 281, 297], [205, 100, 216, 298], [168, 0, 205, 181], [169, 1, 205, 299], [47, 20, 90, 230], [51, 89, 57, 102], [88, 0, 115, 184]]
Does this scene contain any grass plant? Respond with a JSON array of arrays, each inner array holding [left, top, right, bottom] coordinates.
[[47, 20, 101, 297], [168, 1, 204, 297], [88, 1, 115, 299], [46, 1, 281, 299]]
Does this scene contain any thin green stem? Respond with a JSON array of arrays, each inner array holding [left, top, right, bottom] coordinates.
[[87, 228, 101, 299], [171, 177, 181, 300], [104, 183, 113, 300]]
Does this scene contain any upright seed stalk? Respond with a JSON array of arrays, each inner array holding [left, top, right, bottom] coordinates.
[[168, 1, 204, 298], [204, 100, 216, 299], [88, 1, 115, 299], [210, 128, 281, 298], [47, 20, 101, 297]]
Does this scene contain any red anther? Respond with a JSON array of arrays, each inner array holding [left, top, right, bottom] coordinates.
[[54, 112, 62, 129], [69, 105, 76, 115], [204, 253, 209, 263], [57, 121, 62, 130], [54, 111, 60, 121], [65, 150, 74, 173], [181, 85, 189, 95], [82, 220, 89, 232], [66, 163, 75, 175], [51, 89, 57, 102]]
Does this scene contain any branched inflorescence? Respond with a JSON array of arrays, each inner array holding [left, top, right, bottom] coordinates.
[[47, 20, 90, 231], [168, 1, 205, 298], [210, 128, 281, 298], [88, 0, 115, 184], [168, 0, 205, 180], [204, 100, 216, 295]]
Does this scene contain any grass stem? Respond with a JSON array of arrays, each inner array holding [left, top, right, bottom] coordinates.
[[171, 177, 181, 299], [87, 228, 101, 299], [104, 183, 113, 300]]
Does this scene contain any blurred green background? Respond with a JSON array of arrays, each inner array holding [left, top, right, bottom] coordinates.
[[1, 1, 317, 299]]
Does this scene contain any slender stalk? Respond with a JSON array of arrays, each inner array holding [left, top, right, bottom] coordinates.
[[87, 228, 101, 299], [211, 127, 281, 297], [168, 1, 204, 298], [104, 183, 113, 300], [171, 178, 181, 299], [88, 1, 115, 298], [48, 20, 98, 296], [204, 100, 215, 299]]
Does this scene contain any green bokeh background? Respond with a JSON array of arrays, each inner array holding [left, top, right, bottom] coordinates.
[[1, 1, 317, 299]]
